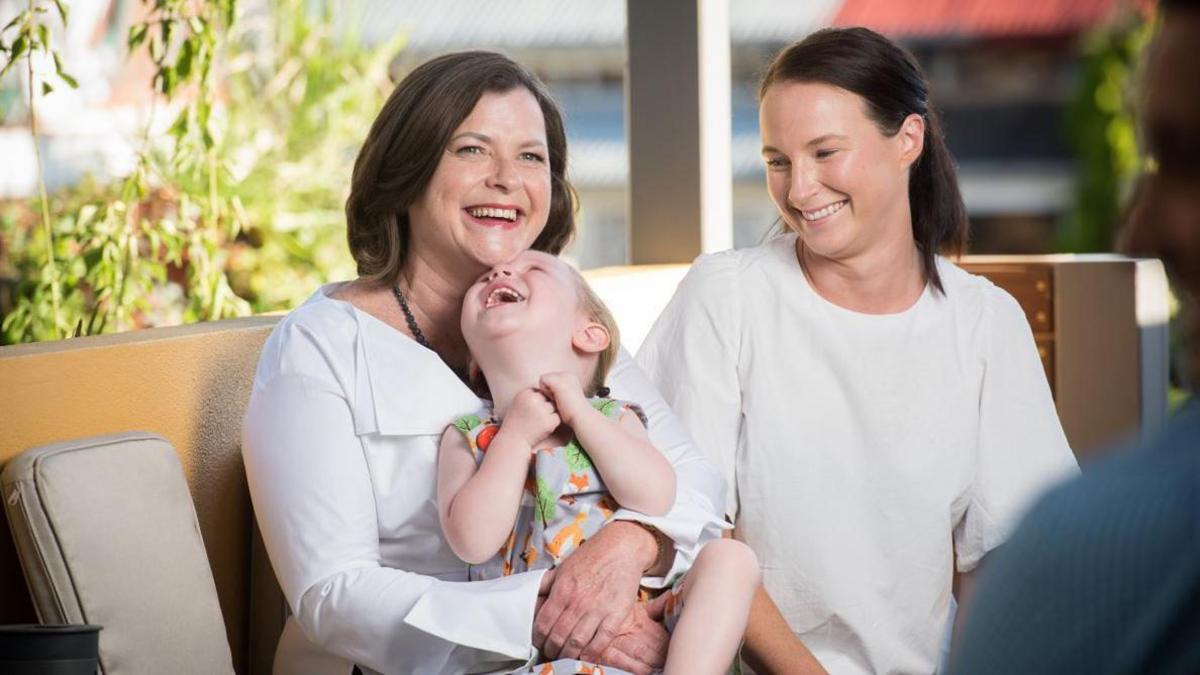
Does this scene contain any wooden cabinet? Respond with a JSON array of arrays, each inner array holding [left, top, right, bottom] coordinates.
[[962, 261, 1056, 393], [961, 256, 1170, 459]]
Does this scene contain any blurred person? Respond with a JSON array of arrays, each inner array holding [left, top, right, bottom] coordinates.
[[947, 1, 1200, 672], [242, 51, 725, 675], [638, 27, 1079, 674]]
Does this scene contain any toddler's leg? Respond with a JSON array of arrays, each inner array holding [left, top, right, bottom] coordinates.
[[663, 538, 760, 675]]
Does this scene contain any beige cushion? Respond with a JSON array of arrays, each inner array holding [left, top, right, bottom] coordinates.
[[1, 432, 234, 674]]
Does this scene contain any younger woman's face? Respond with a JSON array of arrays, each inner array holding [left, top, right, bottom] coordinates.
[[759, 81, 924, 262]]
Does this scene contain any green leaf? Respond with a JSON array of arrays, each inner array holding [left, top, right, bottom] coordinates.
[[0, 57, 16, 81], [148, 32, 162, 62], [58, 70, 76, 88], [177, 38, 193, 78], [591, 398, 620, 418], [53, 0, 68, 26], [11, 34, 27, 61], [2, 10, 29, 34], [41, 80, 52, 95], [453, 415, 483, 434], [535, 477, 557, 524], [564, 440, 593, 473], [37, 23, 49, 50], [160, 64, 176, 95], [127, 23, 148, 52]]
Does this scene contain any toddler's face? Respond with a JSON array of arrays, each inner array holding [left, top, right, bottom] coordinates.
[[460, 250, 584, 356]]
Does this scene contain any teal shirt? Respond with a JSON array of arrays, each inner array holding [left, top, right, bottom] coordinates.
[[949, 398, 1200, 674]]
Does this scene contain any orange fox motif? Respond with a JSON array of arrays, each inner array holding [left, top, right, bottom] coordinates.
[[522, 544, 539, 568], [545, 510, 590, 560], [501, 528, 518, 576], [567, 472, 590, 492]]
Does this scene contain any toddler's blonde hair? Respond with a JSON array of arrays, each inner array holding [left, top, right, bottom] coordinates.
[[567, 267, 620, 397]]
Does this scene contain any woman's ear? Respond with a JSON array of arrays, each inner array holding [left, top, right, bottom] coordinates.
[[572, 320, 611, 355], [898, 112, 926, 170]]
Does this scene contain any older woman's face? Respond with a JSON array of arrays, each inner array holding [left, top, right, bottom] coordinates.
[[759, 82, 923, 262], [408, 87, 552, 275]]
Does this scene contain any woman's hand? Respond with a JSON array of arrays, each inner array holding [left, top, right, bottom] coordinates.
[[534, 521, 661, 665], [597, 601, 670, 675]]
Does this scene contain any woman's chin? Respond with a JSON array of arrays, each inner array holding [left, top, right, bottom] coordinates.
[[464, 233, 541, 269], [793, 227, 856, 262]]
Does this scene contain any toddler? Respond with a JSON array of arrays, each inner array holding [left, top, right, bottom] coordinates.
[[437, 250, 759, 674]]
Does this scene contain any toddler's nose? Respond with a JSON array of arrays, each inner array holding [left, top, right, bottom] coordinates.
[[485, 267, 515, 283]]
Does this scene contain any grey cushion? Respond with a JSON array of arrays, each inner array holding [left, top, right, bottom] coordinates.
[[1, 432, 234, 674]]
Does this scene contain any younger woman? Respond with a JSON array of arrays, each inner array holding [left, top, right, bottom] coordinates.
[[639, 28, 1079, 674]]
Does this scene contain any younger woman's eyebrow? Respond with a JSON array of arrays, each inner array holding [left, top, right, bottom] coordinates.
[[761, 134, 849, 155], [806, 133, 849, 146]]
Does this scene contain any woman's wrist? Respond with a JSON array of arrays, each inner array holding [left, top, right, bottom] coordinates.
[[603, 520, 672, 575], [641, 525, 673, 576]]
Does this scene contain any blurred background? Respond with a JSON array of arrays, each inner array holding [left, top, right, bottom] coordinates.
[[0, 0, 1161, 340]]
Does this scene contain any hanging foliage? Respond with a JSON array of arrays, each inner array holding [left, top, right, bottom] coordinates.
[[0, 0, 402, 343]]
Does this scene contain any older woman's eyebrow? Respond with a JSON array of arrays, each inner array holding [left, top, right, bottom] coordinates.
[[449, 131, 547, 149], [450, 131, 491, 144]]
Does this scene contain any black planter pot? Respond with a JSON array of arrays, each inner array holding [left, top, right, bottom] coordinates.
[[0, 624, 102, 675]]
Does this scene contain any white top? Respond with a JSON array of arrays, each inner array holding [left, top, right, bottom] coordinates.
[[242, 285, 726, 675], [637, 234, 1079, 675]]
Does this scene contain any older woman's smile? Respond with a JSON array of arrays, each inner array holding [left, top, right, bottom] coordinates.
[[465, 203, 524, 229]]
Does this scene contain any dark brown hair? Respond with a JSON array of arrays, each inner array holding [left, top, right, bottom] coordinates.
[[759, 27, 968, 293], [345, 51, 577, 282]]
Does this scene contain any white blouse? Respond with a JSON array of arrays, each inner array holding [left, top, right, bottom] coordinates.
[[637, 234, 1079, 675], [242, 285, 726, 675]]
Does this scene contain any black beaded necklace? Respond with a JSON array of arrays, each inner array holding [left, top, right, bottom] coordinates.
[[391, 285, 429, 349], [392, 284, 473, 386]]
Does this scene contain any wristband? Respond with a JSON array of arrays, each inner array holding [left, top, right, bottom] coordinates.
[[640, 524, 673, 574]]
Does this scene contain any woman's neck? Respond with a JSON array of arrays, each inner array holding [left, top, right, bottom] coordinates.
[[797, 232, 926, 314], [395, 257, 480, 370]]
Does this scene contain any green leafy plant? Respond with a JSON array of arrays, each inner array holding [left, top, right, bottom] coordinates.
[[1, 0, 78, 339], [1, 0, 402, 343], [1059, 9, 1154, 253]]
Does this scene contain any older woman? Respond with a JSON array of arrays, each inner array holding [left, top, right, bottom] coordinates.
[[638, 28, 1079, 674], [242, 52, 724, 675]]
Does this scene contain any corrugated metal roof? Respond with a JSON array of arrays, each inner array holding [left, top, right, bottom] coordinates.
[[355, 0, 841, 50], [354, 0, 1126, 50], [832, 0, 1120, 38]]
